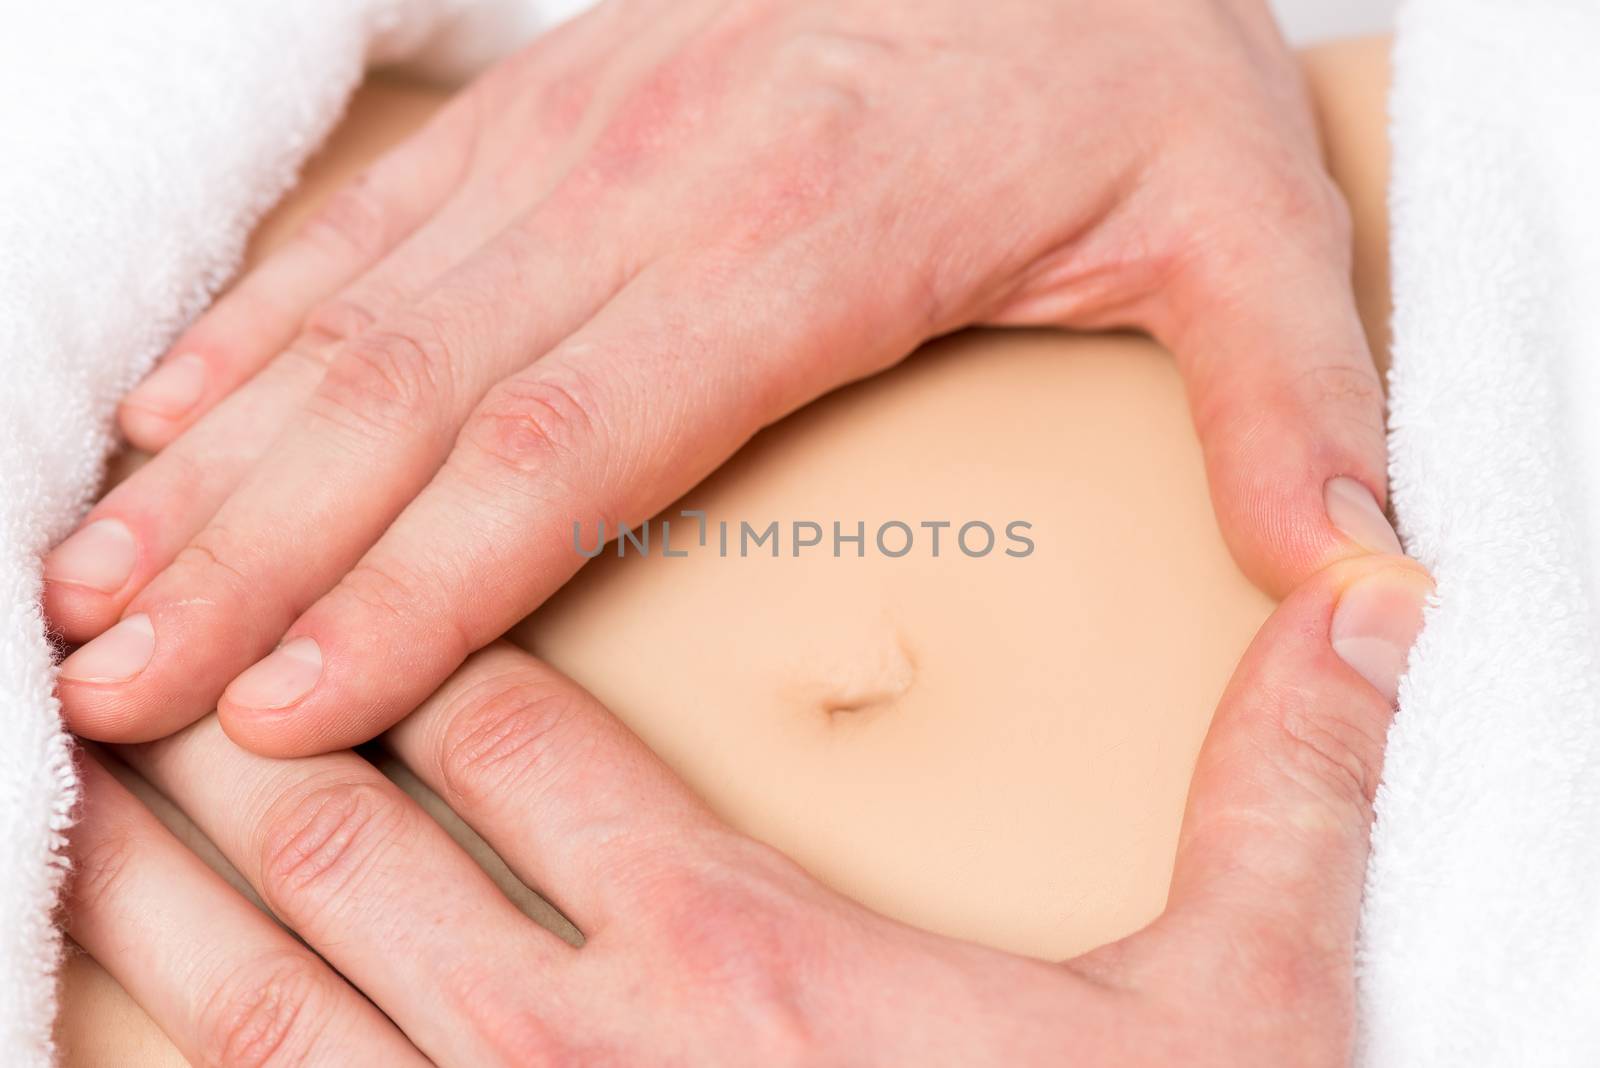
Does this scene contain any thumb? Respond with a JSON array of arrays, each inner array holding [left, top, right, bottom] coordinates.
[[1165, 235, 1400, 598], [1107, 555, 1430, 1007]]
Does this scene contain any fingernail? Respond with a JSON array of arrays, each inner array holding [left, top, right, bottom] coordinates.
[[123, 353, 206, 417], [1331, 571, 1431, 703], [58, 613, 156, 683], [1325, 476, 1403, 556], [227, 637, 323, 710], [43, 518, 137, 593]]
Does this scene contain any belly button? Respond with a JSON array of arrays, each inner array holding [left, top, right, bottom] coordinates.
[[817, 633, 918, 719]]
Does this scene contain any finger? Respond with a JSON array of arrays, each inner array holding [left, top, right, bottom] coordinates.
[[219, 250, 880, 754], [47, 191, 514, 646], [385, 642, 719, 932], [1110, 555, 1430, 1003], [57, 210, 627, 743], [50, 23, 642, 646], [45, 338, 332, 644], [119, 716, 566, 1065], [1166, 193, 1399, 598], [116, 89, 477, 452], [68, 754, 425, 1067]]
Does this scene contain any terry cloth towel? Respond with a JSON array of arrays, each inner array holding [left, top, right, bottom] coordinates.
[[0, 2, 588, 1062], [1358, 0, 1600, 1064]]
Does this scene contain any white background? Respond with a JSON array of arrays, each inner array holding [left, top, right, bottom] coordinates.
[[1270, 0, 1398, 43]]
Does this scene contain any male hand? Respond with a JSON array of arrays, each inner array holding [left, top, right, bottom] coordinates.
[[67, 557, 1430, 1066], [48, 0, 1397, 753]]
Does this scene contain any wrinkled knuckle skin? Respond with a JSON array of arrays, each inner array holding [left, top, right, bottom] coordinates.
[[464, 369, 606, 482], [333, 560, 476, 668], [195, 950, 331, 1068], [301, 175, 390, 260], [439, 676, 590, 811], [170, 524, 267, 613], [258, 780, 406, 923], [1270, 680, 1383, 819], [309, 323, 452, 438], [336, 559, 423, 628], [68, 829, 140, 920]]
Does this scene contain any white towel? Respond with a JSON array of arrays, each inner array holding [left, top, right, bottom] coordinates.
[[0, 2, 578, 1061], [1358, 0, 1600, 1063]]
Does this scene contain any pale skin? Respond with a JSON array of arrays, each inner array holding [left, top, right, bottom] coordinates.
[[56, 37, 1430, 1066], [44, 0, 1404, 760]]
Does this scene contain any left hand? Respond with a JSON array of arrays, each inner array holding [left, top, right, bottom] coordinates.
[[45, 0, 1395, 755], [66, 557, 1430, 1066]]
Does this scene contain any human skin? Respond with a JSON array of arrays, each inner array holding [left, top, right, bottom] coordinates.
[[56, 38, 1420, 1066], [45, 0, 1402, 760], [64, 553, 1429, 1067]]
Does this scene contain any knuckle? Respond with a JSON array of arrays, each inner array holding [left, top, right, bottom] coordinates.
[[585, 63, 696, 181], [300, 176, 390, 260], [300, 295, 380, 349], [1182, 161, 1353, 292], [1269, 680, 1383, 818], [69, 829, 141, 919], [771, 27, 896, 106], [334, 558, 419, 625], [308, 324, 452, 438], [170, 525, 274, 616], [439, 674, 593, 811], [333, 559, 475, 664], [258, 778, 408, 921], [443, 964, 576, 1067], [1289, 363, 1386, 439], [463, 366, 607, 483], [641, 844, 818, 1058], [1254, 162, 1351, 240], [271, 340, 340, 387], [196, 950, 332, 1068]]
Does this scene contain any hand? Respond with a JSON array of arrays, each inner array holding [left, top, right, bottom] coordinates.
[[48, 0, 1397, 754], [67, 557, 1429, 1066]]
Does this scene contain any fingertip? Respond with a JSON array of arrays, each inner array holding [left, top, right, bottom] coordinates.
[[1324, 475, 1402, 557], [43, 517, 140, 640], [217, 636, 340, 756], [1182, 295, 1392, 597], [219, 638, 380, 757], [1326, 557, 1433, 704], [1205, 426, 1399, 598]]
